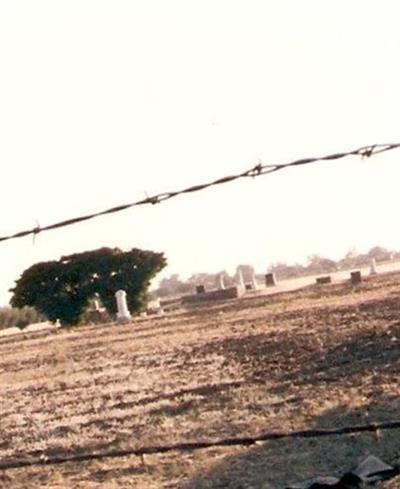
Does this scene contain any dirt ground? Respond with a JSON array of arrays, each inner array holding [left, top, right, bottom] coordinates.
[[0, 273, 399, 488]]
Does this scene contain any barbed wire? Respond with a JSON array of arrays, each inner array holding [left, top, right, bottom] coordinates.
[[0, 419, 399, 470], [1, 143, 399, 244]]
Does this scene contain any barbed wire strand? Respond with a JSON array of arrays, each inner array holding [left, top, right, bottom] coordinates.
[[0, 419, 399, 471], [1, 143, 399, 244]]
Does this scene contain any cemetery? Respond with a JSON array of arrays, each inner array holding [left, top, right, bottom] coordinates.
[[2, 3, 399, 486], [0, 264, 399, 488]]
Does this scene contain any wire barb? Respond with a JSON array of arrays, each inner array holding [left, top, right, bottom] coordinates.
[[147, 196, 161, 205], [32, 220, 41, 245], [360, 144, 377, 158], [248, 162, 263, 177], [0, 142, 399, 244]]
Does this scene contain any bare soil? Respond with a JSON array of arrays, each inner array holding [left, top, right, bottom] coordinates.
[[0, 274, 399, 488]]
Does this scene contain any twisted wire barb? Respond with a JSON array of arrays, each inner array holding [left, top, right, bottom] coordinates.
[[1, 143, 398, 244]]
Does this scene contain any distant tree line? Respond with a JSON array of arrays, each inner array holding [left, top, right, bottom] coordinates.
[[0, 306, 45, 331], [269, 246, 399, 280], [154, 246, 399, 297]]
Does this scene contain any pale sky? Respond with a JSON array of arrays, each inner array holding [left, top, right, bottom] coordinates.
[[1, 0, 399, 305]]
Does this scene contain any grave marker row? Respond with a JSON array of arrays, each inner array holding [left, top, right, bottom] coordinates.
[[113, 259, 380, 322]]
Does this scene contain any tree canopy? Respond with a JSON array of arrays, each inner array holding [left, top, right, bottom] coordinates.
[[10, 247, 166, 325]]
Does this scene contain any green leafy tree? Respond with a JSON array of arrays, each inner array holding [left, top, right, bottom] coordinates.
[[10, 247, 166, 325]]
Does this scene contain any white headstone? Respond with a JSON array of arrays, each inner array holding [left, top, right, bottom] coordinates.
[[236, 268, 245, 289], [218, 273, 226, 290], [115, 289, 131, 323], [370, 258, 377, 275]]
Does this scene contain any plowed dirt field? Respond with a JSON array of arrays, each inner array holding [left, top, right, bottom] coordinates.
[[0, 274, 399, 488]]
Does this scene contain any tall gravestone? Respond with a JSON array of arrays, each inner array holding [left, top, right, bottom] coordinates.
[[251, 272, 258, 290], [236, 268, 245, 289], [115, 289, 131, 323]]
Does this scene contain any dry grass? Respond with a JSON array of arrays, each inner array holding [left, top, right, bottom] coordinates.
[[0, 274, 399, 488], [381, 475, 400, 489]]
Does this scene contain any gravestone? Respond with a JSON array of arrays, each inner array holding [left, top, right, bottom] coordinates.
[[93, 297, 101, 311], [218, 273, 226, 290], [316, 276, 331, 285], [236, 268, 245, 289], [265, 272, 276, 287], [183, 286, 243, 303], [370, 258, 377, 275], [350, 270, 362, 285], [196, 285, 205, 294], [115, 289, 131, 324]]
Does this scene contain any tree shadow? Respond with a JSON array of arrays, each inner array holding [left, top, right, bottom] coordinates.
[[178, 302, 400, 487], [180, 394, 400, 488], [186, 298, 400, 392], [272, 316, 400, 419]]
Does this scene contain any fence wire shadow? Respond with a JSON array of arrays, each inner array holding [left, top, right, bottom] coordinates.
[[179, 395, 400, 489]]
